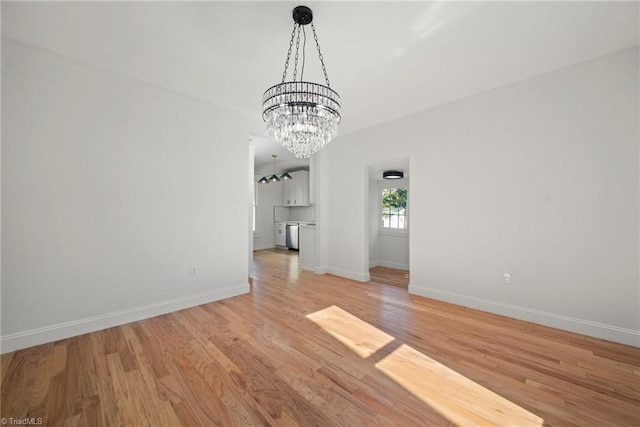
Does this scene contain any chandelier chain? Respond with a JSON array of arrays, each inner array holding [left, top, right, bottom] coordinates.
[[311, 23, 331, 87], [300, 26, 307, 81], [292, 25, 301, 82], [281, 23, 298, 84]]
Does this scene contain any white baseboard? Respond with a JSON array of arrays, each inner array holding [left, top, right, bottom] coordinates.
[[409, 286, 640, 347], [314, 266, 328, 275], [0, 284, 250, 354], [253, 242, 276, 251], [327, 267, 370, 282]]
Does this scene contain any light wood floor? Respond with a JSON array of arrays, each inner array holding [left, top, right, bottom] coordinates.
[[369, 266, 410, 288], [2, 248, 639, 426]]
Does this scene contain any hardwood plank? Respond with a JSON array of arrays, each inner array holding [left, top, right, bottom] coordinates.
[[1, 248, 638, 426], [64, 342, 83, 419], [27, 350, 52, 410], [172, 400, 201, 427], [81, 394, 103, 427], [369, 266, 409, 288], [1, 352, 15, 384], [147, 400, 183, 427], [1, 349, 29, 418], [46, 369, 68, 425], [106, 352, 137, 425], [94, 361, 121, 426]]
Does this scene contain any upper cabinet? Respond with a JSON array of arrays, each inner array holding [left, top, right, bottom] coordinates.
[[282, 170, 310, 206]]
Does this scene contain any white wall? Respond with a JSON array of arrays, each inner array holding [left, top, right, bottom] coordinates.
[[1, 38, 251, 352], [253, 176, 282, 250], [320, 47, 639, 346]]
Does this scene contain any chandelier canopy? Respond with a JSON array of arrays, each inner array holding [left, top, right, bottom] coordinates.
[[262, 6, 341, 159]]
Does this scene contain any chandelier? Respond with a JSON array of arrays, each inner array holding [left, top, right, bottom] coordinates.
[[262, 6, 341, 159]]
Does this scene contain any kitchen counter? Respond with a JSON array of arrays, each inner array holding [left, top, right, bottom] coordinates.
[[278, 221, 316, 225]]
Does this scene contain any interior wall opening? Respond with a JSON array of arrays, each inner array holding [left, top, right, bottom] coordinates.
[[366, 160, 410, 289]]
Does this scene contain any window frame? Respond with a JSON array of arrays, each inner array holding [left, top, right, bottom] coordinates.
[[379, 185, 408, 235]]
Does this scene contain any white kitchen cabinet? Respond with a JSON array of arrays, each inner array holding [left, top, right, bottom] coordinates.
[[275, 222, 286, 247], [282, 177, 294, 206], [282, 170, 309, 206]]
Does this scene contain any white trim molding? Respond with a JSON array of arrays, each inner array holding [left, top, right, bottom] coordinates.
[[409, 286, 640, 348], [0, 284, 250, 354], [327, 267, 370, 282], [314, 266, 328, 275], [253, 242, 277, 251]]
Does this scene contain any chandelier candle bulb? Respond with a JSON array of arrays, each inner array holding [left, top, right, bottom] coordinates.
[[262, 5, 341, 159]]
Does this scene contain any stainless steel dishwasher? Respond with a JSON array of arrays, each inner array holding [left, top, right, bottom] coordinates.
[[285, 223, 299, 250]]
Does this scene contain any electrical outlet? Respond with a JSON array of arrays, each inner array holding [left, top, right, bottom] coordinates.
[[503, 273, 512, 285], [190, 265, 198, 277]]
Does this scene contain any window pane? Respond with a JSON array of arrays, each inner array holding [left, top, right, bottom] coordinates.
[[382, 214, 390, 228], [381, 187, 408, 230]]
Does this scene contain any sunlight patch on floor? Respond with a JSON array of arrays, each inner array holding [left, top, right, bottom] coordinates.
[[307, 305, 544, 427], [306, 305, 394, 358], [375, 344, 544, 427]]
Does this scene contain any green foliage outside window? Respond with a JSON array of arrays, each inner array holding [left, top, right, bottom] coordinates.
[[381, 188, 407, 229], [382, 188, 407, 209]]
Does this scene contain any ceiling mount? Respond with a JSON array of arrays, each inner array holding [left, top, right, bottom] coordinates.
[[292, 6, 313, 25]]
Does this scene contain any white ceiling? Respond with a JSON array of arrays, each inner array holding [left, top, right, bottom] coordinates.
[[251, 135, 308, 176], [3, 1, 638, 174]]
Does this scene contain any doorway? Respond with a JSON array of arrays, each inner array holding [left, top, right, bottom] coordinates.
[[366, 160, 410, 289]]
